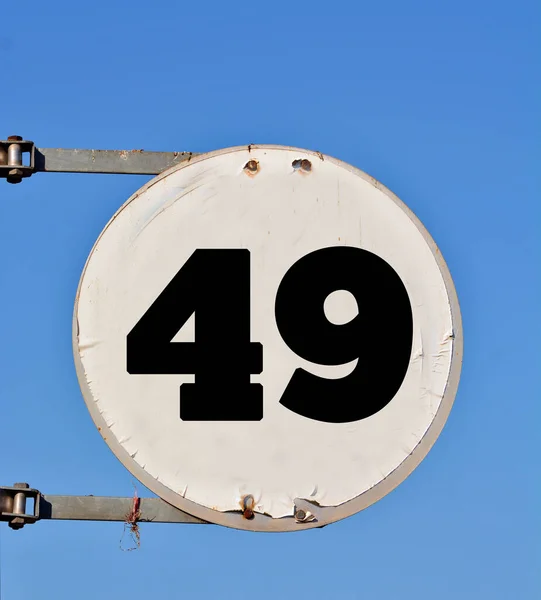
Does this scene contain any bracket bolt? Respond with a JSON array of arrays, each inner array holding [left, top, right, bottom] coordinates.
[[242, 494, 255, 520], [294, 507, 316, 523], [7, 168, 23, 184], [243, 159, 259, 175]]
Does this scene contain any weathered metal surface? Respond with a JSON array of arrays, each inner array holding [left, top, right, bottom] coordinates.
[[34, 147, 197, 175], [1, 484, 207, 527], [0, 140, 198, 181], [39, 495, 207, 524]]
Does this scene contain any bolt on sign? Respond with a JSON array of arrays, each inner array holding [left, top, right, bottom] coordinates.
[[73, 145, 462, 532]]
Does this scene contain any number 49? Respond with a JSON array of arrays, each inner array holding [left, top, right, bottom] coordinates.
[[127, 247, 412, 424]]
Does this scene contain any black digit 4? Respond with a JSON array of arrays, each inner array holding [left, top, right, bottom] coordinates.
[[275, 247, 413, 423], [127, 249, 263, 421]]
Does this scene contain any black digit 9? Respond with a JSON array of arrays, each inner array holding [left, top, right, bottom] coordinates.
[[275, 247, 413, 423]]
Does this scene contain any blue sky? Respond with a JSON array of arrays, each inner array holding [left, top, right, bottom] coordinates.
[[1, 1, 539, 598]]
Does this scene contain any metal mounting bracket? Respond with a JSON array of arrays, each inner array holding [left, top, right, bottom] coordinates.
[[1, 136, 206, 529], [0, 484, 207, 529], [0, 136, 197, 183]]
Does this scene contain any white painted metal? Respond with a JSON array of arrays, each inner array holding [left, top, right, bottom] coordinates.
[[73, 145, 462, 532]]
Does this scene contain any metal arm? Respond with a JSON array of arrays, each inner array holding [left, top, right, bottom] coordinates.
[[0, 137, 197, 183], [0, 484, 207, 529]]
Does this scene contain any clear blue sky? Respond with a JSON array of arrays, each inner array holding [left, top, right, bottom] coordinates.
[[1, 1, 539, 598]]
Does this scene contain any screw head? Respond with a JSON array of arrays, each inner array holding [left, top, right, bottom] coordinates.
[[7, 135, 23, 142], [301, 159, 312, 172], [242, 494, 255, 519], [292, 158, 312, 172]]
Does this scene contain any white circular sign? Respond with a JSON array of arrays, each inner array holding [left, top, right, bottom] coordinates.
[[74, 145, 462, 531]]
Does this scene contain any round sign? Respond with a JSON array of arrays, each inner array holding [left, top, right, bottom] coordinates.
[[73, 145, 462, 531]]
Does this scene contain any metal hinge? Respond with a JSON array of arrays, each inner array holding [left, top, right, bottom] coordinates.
[[0, 137, 35, 183], [0, 484, 41, 529], [0, 136, 197, 183]]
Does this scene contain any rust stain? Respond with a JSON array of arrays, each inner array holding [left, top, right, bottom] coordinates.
[[244, 159, 260, 176]]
